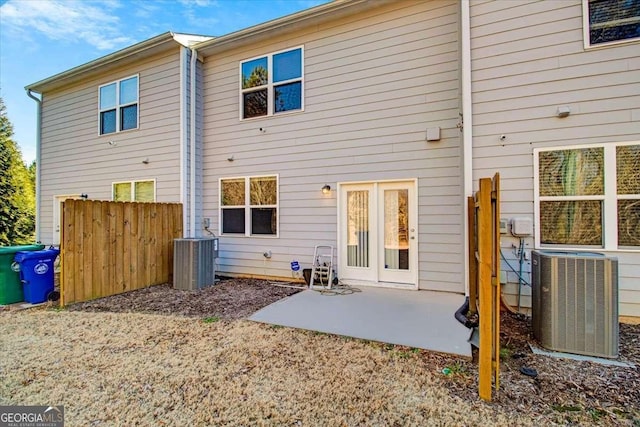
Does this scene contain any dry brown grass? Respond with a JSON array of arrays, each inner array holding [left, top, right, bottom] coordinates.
[[1, 309, 535, 426]]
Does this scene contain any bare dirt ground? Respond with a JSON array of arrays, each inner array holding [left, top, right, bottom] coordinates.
[[2, 278, 639, 426]]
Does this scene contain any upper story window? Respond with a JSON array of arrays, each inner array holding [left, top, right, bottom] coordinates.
[[240, 47, 303, 120], [99, 75, 139, 134], [584, 0, 640, 47], [220, 175, 278, 236], [113, 179, 155, 202], [534, 142, 640, 250]]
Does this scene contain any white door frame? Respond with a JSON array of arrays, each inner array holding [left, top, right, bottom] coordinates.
[[337, 179, 418, 290], [52, 194, 83, 245]]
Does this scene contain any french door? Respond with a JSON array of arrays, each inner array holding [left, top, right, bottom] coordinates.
[[339, 181, 417, 288]]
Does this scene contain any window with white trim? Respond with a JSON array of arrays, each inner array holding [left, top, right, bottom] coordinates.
[[584, 0, 640, 47], [99, 75, 139, 134], [220, 176, 278, 236], [535, 142, 640, 249], [240, 47, 303, 119], [113, 180, 155, 202]]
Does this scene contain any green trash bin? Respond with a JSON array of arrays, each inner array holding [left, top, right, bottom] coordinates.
[[0, 244, 45, 305]]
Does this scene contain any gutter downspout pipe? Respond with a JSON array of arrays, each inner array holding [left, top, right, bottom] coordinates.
[[190, 48, 197, 238], [179, 47, 188, 236], [26, 90, 42, 243], [461, 0, 473, 298]]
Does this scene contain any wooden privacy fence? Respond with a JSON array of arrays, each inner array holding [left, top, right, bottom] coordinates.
[[468, 173, 501, 402], [60, 200, 183, 306]]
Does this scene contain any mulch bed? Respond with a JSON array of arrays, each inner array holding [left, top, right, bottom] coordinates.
[[430, 314, 640, 425], [67, 278, 302, 319], [65, 278, 639, 425]]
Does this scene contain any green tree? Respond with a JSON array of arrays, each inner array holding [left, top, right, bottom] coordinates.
[[0, 97, 36, 245]]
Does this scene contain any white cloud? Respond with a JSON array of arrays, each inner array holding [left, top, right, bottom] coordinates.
[[177, 0, 219, 29], [0, 0, 134, 51], [178, 0, 217, 6]]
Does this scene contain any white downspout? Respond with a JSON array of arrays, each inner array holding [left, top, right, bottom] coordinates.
[[179, 47, 188, 237], [190, 48, 197, 238], [26, 89, 42, 243], [461, 0, 473, 296]]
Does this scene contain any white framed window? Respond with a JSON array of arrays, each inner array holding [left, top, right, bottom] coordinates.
[[534, 142, 640, 250], [99, 75, 139, 135], [219, 175, 278, 236], [239, 47, 303, 120], [112, 180, 156, 202], [583, 0, 640, 48]]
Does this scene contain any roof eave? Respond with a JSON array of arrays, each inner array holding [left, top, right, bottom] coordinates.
[[195, 0, 388, 56], [26, 32, 186, 93]]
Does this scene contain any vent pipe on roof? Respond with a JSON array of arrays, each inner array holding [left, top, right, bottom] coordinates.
[[26, 89, 42, 243]]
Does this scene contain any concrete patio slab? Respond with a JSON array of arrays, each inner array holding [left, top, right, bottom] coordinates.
[[250, 286, 472, 358]]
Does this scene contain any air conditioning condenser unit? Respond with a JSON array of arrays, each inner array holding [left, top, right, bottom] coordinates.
[[173, 238, 219, 290], [531, 250, 618, 358]]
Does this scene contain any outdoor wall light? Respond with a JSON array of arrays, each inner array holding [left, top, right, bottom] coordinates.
[[80, 194, 88, 199], [322, 185, 331, 194]]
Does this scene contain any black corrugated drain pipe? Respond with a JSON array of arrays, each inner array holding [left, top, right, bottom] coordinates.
[[454, 296, 478, 328]]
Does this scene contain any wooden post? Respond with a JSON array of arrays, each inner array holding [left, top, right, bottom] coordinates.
[[492, 173, 501, 390], [477, 177, 493, 401]]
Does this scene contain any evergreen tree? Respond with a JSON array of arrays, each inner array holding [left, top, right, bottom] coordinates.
[[0, 97, 36, 245]]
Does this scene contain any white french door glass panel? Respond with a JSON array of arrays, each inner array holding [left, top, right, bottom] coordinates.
[[378, 182, 416, 284], [346, 190, 369, 268], [383, 189, 409, 270], [339, 181, 417, 287], [340, 184, 375, 282]]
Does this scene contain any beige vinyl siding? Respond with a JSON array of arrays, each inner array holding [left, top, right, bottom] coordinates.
[[470, 0, 640, 316], [202, 0, 463, 291], [39, 49, 183, 245]]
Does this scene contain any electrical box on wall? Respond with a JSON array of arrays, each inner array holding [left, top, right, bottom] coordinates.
[[510, 217, 533, 236], [426, 127, 441, 141], [499, 218, 509, 234]]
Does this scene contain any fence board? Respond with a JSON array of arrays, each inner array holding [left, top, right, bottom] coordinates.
[[115, 202, 125, 293], [123, 203, 132, 293], [92, 201, 103, 300], [108, 202, 117, 297], [61, 201, 74, 306], [60, 200, 182, 305]]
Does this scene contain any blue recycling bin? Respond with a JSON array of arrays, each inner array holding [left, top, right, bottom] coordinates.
[[13, 248, 60, 304]]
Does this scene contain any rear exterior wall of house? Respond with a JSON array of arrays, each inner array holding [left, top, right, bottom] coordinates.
[[38, 49, 184, 245], [201, 0, 465, 292], [469, 0, 640, 316]]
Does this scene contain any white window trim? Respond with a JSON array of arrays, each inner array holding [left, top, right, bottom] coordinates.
[[238, 46, 304, 121], [534, 141, 640, 252], [99, 74, 140, 135], [219, 175, 279, 238], [582, 0, 640, 49], [112, 179, 156, 202]]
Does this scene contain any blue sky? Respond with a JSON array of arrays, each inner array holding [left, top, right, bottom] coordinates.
[[0, 0, 328, 164]]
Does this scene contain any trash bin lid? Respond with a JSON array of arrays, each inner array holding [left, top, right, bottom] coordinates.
[[14, 248, 60, 263], [0, 245, 45, 255]]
